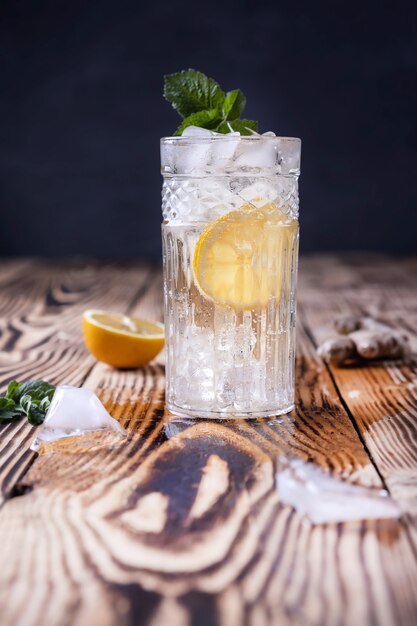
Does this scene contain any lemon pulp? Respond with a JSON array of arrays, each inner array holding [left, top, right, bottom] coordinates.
[[193, 203, 298, 309], [82, 310, 164, 369]]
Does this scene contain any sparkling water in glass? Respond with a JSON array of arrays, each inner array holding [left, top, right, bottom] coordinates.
[[161, 130, 301, 419]]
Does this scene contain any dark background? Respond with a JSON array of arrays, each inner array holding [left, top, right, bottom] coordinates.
[[1, 0, 416, 259]]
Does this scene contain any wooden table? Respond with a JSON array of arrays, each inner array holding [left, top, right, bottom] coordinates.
[[0, 256, 416, 626]]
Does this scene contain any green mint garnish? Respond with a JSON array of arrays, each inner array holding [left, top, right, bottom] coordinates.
[[0, 379, 56, 425], [222, 89, 246, 121], [216, 119, 258, 134], [163, 69, 259, 136], [164, 69, 225, 118], [175, 109, 221, 136]]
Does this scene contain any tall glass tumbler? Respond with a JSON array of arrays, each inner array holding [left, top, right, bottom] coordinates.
[[161, 134, 301, 419]]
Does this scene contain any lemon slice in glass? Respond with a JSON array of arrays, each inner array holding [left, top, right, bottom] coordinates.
[[82, 310, 164, 369], [193, 203, 298, 309]]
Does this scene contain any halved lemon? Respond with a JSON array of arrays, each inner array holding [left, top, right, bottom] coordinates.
[[82, 310, 164, 369], [193, 203, 298, 309]]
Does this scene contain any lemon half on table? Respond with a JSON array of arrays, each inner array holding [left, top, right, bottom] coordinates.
[[82, 310, 164, 369]]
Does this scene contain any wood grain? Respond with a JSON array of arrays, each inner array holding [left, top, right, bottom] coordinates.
[[0, 257, 416, 626], [0, 261, 152, 501], [299, 255, 417, 515]]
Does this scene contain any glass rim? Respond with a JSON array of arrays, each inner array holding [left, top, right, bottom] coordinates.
[[160, 135, 301, 144]]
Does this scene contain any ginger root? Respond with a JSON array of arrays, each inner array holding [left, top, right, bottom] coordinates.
[[317, 315, 410, 366], [317, 337, 356, 365]]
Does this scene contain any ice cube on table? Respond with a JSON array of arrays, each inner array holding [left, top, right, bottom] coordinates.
[[277, 456, 400, 524], [31, 385, 127, 452]]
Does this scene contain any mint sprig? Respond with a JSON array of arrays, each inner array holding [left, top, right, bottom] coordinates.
[[164, 69, 225, 118], [175, 109, 221, 135], [222, 89, 246, 121], [163, 69, 259, 136], [216, 119, 258, 134], [0, 379, 56, 425]]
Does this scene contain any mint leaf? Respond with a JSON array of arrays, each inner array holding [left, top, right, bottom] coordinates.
[[27, 404, 48, 426], [216, 119, 258, 135], [223, 90, 246, 121], [7, 380, 20, 397], [0, 397, 20, 421], [175, 109, 222, 136], [9, 380, 55, 405], [0, 379, 56, 425], [164, 70, 225, 119], [164, 70, 259, 135]]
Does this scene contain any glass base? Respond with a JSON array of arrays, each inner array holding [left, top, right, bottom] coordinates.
[[165, 402, 295, 420]]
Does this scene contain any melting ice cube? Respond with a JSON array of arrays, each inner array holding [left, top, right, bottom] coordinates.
[[211, 131, 241, 167], [31, 385, 127, 452], [235, 136, 279, 169], [178, 127, 241, 174], [277, 456, 400, 524], [175, 141, 212, 175], [181, 126, 217, 138]]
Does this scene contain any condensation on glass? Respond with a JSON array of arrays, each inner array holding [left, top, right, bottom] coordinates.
[[161, 134, 301, 418]]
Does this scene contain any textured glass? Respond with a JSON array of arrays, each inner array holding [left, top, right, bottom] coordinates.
[[161, 135, 301, 418]]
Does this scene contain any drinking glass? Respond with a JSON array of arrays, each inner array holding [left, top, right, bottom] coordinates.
[[161, 134, 301, 418]]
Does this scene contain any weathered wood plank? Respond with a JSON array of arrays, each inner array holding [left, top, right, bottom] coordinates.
[[299, 255, 417, 515], [0, 262, 152, 501], [3, 426, 416, 626], [0, 261, 416, 625], [0, 259, 417, 626]]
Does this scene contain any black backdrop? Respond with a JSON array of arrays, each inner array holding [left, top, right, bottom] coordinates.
[[1, 0, 416, 259]]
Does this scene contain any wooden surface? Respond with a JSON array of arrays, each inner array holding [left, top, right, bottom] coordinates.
[[0, 256, 417, 626]]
